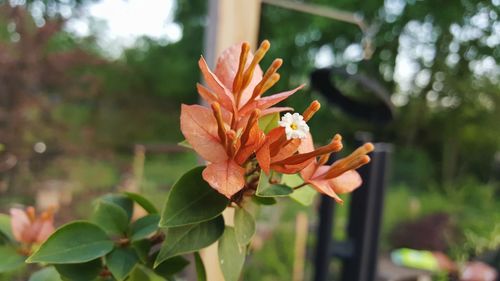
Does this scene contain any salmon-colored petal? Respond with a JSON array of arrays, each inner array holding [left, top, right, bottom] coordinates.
[[239, 85, 303, 116], [256, 138, 271, 175], [214, 43, 263, 108], [196, 83, 218, 105], [270, 139, 301, 163], [198, 56, 234, 110], [307, 179, 343, 203], [214, 43, 244, 90], [298, 133, 316, 179], [235, 124, 263, 165], [180, 104, 228, 163], [35, 219, 55, 243], [329, 170, 362, 194], [271, 158, 314, 174], [10, 208, 30, 243], [202, 160, 246, 198]]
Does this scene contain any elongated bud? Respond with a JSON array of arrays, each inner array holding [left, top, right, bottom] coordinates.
[[241, 40, 271, 92], [233, 42, 250, 94], [26, 206, 36, 222], [318, 134, 343, 165], [322, 143, 374, 179], [274, 139, 343, 166], [211, 102, 227, 146], [240, 109, 260, 145], [252, 58, 283, 100], [226, 130, 238, 157], [303, 100, 321, 122], [259, 73, 280, 97]]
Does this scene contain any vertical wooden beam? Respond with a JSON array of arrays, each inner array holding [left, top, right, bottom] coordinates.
[[201, 1, 261, 280]]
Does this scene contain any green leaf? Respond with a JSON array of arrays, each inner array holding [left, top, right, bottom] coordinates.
[[155, 215, 224, 266], [258, 112, 280, 133], [29, 267, 63, 281], [54, 258, 102, 281], [101, 194, 134, 220], [178, 140, 193, 149], [160, 166, 229, 228], [128, 264, 165, 281], [154, 256, 189, 277], [256, 172, 293, 197], [124, 192, 158, 214], [194, 252, 206, 281], [252, 196, 277, 205], [0, 246, 25, 273], [283, 174, 317, 206], [218, 227, 246, 281], [131, 239, 151, 263], [234, 207, 255, 246], [91, 200, 129, 236], [0, 214, 13, 243], [26, 221, 114, 264], [130, 214, 160, 241], [106, 247, 139, 281]]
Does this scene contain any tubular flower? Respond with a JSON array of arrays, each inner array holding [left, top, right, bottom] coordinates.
[[299, 135, 375, 203], [196, 40, 303, 120], [182, 40, 373, 203], [182, 40, 303, 198], [256, 100, 325, 175], [10, 206, 55, 245]]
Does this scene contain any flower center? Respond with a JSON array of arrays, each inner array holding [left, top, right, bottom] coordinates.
[[290, 123, 298, 130]]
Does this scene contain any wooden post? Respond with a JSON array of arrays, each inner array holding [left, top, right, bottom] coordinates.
[[201, 1, 261, 280]]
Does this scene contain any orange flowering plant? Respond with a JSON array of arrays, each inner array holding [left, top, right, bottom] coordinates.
[[0, 40, 372, 281]]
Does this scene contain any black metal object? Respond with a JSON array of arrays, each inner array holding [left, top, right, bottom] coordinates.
[[340, 143, 393, 281], [313, 141, 393, 281], [313, 194, 336, 281]]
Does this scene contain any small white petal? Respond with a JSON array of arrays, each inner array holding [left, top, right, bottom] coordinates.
[[279, 112, 310, 140]]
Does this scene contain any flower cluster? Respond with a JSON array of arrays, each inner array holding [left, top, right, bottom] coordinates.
[[181, 40, 373, 203], [10, 206, 55, 250]]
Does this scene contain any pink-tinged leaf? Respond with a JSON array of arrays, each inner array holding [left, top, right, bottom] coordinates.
[[198, 56, 234, 110], [329, 170, 362, 194], [180, 104, 228, 163], [261, 107, 293, 116], [239, 85, 304, 116], [202, 160, 246, 198], [10, 208, 30, 243]]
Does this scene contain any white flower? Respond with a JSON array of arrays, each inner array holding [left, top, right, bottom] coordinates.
[[278, 112, 309, 140]]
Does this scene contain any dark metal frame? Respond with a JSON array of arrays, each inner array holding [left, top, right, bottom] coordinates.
[[313, 142, 393, 281]]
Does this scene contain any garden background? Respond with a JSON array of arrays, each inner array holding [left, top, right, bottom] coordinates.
[[0, 0, 499, 280]]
